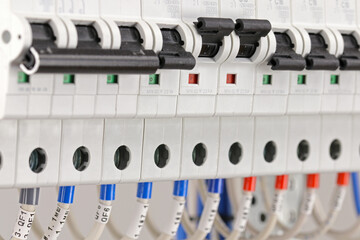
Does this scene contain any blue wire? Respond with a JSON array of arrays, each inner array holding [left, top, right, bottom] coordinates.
[[58, 186, 75, 204], [100, 184, 116, 201], [351, 172, 360, 216], [137, 182, 153, 199]]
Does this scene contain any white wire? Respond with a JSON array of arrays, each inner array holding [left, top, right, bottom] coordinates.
[[107, 214, 124, 239], [10, 204, 37, 240], [84, 200, 112, 240], [181, 208, 197, 235], [145, 212, 161, 238], [120, 198, 150, 240], [41, 202, 71, 240], [297, 186, 347, 239], [226, 178, 259, 236], [313, 192, 360, 239], [226, 191, 253, 240], [155, 196, 186, 240], [32, 213, 44, 238], [239, 190, 285, 240], [269, 188, 316, 240], [186, 192, 220, 240], [198, 180, 231, 238], [67, 208, 85, 240], [259, 177, 288, 232]]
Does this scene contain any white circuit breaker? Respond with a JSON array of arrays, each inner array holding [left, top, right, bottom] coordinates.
[[0, 0, 359, 187]]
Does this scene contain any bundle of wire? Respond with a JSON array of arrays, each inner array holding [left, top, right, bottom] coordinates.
[[181, 179, 223, 240], [268, 174, 319, 240], [155, 180, 189, 240], [209, 175, 288, 240], [298, 172, 349, 239], [66, 184, 116, 240], [111, 182, 153, 240]]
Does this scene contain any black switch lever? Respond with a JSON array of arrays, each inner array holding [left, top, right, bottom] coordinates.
[[194, 17, 234, 58], [158, 28, 196, 70], [305, 33, 339, 70], [234, 19, 271, 58], [21, 24, 160, 75], [269, 32, 306, 71], [339, 34, 360, 70]]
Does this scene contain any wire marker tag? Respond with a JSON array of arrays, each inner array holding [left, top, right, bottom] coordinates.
[[12, 208, 36, 240], [198, 195, 220, 234], [164, 198, 186, 236], [233, 194, 253, 233], [302, 191, 316, 215], [42, 205, 70, 240], [95, 203, 112, 224], [125, 200, 150, 239]]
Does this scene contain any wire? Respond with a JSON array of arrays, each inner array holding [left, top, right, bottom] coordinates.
[[32, 215, 44, 238], [198, 179, 230, 237], [10, 188, 40, 240], [187, 179, 223, 240], [156, 180, 189, 240], [42, 186, 75, 240], [84, 184, 116, 240], [298, 172, 349, 239], [120, 182, 153, 240], [145, 213, 160, 238], [226, 177, 256, 240], [270, 174, 319, 240], [313, 172, 360, 240], [352, 172, 360, 215], [65, 184, 116, 240], [240, 175, 289, 240]]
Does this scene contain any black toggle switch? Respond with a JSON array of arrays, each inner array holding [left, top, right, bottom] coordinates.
[[234, 19, 271, 58], [158, 28, 196, 70], [76, 25, 101, 49], [194, 17, 234, 58], [21, 23, 160, 75], [269, 32, 306, 71], [305, 33, 339, 70], [339, 34, 360, 70]]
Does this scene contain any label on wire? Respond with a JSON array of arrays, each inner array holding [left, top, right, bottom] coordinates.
[[334, 187, 346, 211], [302, 191, 316, 215], [198, 195, 220, 234], [271, 191, 284, 215], [233, 193, 253, 233], [125, 200, 149, 239], [42, 206, 69, 240], [12, 208, 35, 240], [163, 197, 186, 236], [95, 203, 112, 224]]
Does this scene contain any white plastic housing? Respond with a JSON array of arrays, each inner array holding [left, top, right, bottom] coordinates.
[[216, 117, 254, 178], [180, 117, 220, 179], [102, 119, 144, 184], [141, 118, 182, 181]]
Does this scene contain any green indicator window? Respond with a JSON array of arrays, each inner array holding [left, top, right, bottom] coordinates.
[[297, 75, 306, 85], [107, 75, 118, 84], [18, 72, 29, 84], [330, 75, 339, 85], [263, 74, 272, 85], [63, 74, 75, 84], [149, 74, 160, 85]]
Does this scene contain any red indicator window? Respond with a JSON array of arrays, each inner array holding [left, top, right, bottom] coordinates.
[[226, 74, 236, 84], [188, 74, 199, 84]]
